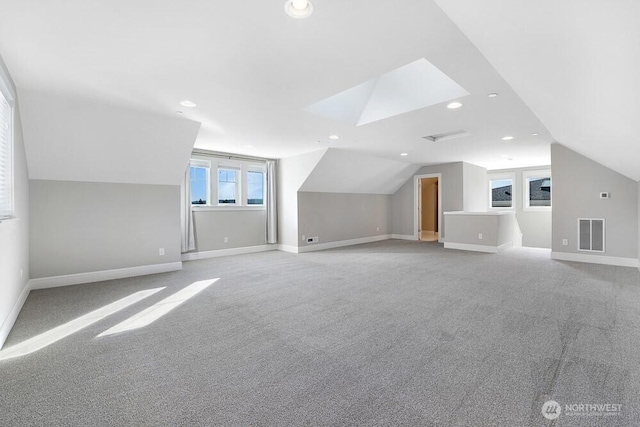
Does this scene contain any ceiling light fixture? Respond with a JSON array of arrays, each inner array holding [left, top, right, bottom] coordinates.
[[285, 0, 314, 19], [447, 101, 463, 109], [502, 136, 514, 141], [329, 134, 339, 140], [400, 153, 408, 157], [488, 93, 498, 98], [180, 100, 197, 108], [532, 133, 539, 136]]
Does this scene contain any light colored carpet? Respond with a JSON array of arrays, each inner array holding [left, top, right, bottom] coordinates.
[[1, 240, 640, 426]]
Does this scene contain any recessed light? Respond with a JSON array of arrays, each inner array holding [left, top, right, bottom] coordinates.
[[285, 0, 314, 19], [180, 100, 197, 108], [447, 101, 463, 109], [532, 133, 539, 136], [329, 134, 340, 140], [400, 153, 408, 157], [502, 136, 514, 141], [488, 93, 498, 98]]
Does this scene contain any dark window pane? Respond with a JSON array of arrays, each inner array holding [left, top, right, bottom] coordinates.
[[529, 177, 551, 206], [491, 179, 512, 208]]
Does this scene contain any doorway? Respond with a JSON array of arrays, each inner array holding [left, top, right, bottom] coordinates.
[[415, 175, 441, 242]]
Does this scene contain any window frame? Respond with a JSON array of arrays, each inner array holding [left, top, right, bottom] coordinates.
[[523, 169, 552, 211], [0, 68, 14, 221], [189, 159, 211, 206], [488, 172, 516, 210], [246, 167, 266, 206], [189, 155, 267, 211], [217, 166, 241, 206]]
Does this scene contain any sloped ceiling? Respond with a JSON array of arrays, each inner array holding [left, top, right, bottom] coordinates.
[[19, 89, 201, 185], [300, 148, 421, 194], [435, 0, 640, 180], [0, 0, 551, 171]]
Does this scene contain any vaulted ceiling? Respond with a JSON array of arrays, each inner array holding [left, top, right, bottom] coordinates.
[[0, 1, 636, 178]]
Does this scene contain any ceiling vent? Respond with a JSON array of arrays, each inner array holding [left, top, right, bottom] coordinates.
[[423, 130, 471, 143]]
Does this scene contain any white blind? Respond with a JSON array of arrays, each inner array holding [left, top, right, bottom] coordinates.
[[0, 89, 12, 219]]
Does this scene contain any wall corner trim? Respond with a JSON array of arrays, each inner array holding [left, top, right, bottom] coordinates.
[[182, 245, 277, 261], [0, 282, 31, 350], [277, 244, 300, 254], [550, 252, 639, 268], [29, 262, 183, 290]]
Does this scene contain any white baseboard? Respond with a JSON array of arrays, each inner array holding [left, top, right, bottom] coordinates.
[[297, 235, 391, 253], [391, 234, 416, 241], [444, 242, 504, 254], [29, 262, 183, 290], [551, 252, 639, 268], [182, 245, 277, 261], [278, 244, 299, 254], [0, 282, 31, 350]]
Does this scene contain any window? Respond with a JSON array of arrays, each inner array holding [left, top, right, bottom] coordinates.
[[489, 175, 514, 209], [218, 168, 239, 204], [247, 170, 264, 205], [0, 83, 13, 219], [190, 160, 210, 205], [523, 170, 551, 210], [189, 155, 266, 208]]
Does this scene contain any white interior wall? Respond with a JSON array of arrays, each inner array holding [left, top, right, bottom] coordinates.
[[277, 149, 326, 249], [0, 56, 29, 350]]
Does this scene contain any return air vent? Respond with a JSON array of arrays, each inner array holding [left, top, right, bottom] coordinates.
[[423, 130, 471, 143], [578, 218, 605, 252]]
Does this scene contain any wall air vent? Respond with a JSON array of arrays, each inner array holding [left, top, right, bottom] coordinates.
[[578, 218, 605, 252], [423, 130, 471, 143]]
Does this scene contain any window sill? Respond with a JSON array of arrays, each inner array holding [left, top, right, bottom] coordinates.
[[192, 206, 266, 212]]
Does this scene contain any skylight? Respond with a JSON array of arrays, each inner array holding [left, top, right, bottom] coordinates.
[[304, 58, 469, 126]]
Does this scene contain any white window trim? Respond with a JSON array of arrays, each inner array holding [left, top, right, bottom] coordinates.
[[523, 169, 551, 211], [0, 66, 15, 221], [189, 155, 266, 210], [488, 172, 515, 210]]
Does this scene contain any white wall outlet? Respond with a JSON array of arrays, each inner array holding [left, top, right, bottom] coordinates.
[[224, 237, 229, 243], [159, 248, 165, 256], [478, 233, 483, 240], [302, 235, 306, 241], [600, 192, 609, 199], [307, 236, 319, 243], [562, 239, 568, 246], [376, 227, 380, 232]]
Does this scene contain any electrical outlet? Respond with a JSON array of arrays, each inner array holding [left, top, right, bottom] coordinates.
[[224, 237, 229, 243], [302, 235, 306, 241], [376, 227, 380, 232], [159, 248, 165, 256], [562, 239, 568, 246], [478, 233, 483, 240], [307, 236, 319, 243]]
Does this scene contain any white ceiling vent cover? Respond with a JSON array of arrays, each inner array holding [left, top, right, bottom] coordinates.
[[423, 130, 471, 143]]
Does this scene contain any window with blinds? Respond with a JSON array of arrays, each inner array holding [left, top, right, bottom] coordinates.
[[0, 88, 13, 219]]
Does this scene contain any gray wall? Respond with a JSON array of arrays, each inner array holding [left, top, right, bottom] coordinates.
[[298, 192, 391, 244], [551, 144, 638, 259], [444, 213, 514, 247], [489, 166, 552, 249], [463, 162, 488, 211], [0, 55, 29, 348], [391, 162, 464, 239], [30, 180, 181, 278], [193, 210, 266, 251]]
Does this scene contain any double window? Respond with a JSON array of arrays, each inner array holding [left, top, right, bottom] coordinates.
[[189, 157, 266, 207], [488, 170, 551, 210], [0, 77, 13, 220]]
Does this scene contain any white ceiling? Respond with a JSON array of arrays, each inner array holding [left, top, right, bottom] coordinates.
[[3, 0, 619, 173], [435, 0, 640, 180]]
